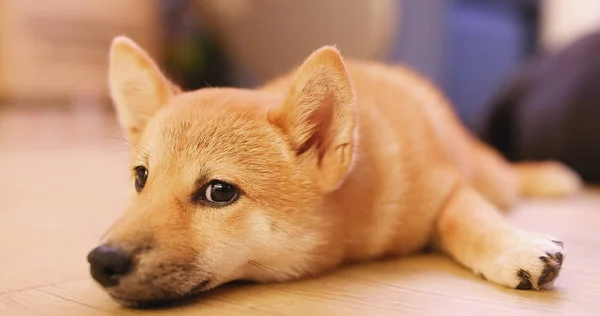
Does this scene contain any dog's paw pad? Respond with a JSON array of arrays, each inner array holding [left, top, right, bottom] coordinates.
[[516, 269, 534, 290], [537, 251, 563, 287], [514, 242, 564, 290]]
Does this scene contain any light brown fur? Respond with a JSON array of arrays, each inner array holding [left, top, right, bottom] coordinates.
[[91, 37, 582, 307]]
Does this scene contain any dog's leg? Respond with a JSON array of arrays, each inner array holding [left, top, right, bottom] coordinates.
[[514, 161, 581, 198], [468, 140, 580, 210], [435, 184, 564, 290], [470, 143, 520, 210]]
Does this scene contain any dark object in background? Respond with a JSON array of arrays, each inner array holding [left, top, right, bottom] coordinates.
[[160, 0, 234, 90], [482, 30, 600, 183]]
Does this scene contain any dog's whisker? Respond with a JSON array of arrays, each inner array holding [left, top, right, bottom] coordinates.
[[90, 135, 151, 159], [271, 223, 292, 237], [90, 135, 127, 141], [248, 260, 295, 279], [104, 149, 132, 155], [98, 135, 150, 158], [98, 221, 120, 243]]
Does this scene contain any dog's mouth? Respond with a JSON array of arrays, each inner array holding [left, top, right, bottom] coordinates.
[[109, 279, 213, 308]]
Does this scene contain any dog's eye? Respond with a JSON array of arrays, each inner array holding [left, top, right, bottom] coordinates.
[[134, 166, 148, 192], [200, 180, 239, 205]]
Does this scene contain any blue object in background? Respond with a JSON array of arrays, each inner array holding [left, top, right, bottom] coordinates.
[[389, 0, 538, 135]]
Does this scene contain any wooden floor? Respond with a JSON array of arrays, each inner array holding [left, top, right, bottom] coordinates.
[[1, 108, 599, 316]]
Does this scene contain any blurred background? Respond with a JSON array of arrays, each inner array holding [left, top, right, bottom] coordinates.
[[1, 0, 600, 181], [2, 2, 600, 309]]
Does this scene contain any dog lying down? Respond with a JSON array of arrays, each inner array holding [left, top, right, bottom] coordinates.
[[88, 36, 581, 308]]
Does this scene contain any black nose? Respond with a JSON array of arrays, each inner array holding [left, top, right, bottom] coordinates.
[[87, 245, 132, 287]]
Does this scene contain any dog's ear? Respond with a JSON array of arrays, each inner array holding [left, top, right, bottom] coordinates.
[[109, 36, 180, 143], [268, 46, 356, 192]]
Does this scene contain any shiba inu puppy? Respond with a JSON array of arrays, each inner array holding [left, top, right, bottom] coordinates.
[[88, 36, 581, 307]]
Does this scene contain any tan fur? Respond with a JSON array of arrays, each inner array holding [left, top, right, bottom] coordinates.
[[95, 36, 582, 306]]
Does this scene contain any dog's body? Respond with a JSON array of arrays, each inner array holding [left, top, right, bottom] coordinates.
[[88, 37, 581, 307]]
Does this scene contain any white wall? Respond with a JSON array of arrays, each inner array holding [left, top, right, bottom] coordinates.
[[541, 0, 600, 50]]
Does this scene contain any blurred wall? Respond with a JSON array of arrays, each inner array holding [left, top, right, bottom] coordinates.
[[541, 0, 600, 50], [196, 0, 399, 84], [388, 0, 447, 85], [0, 0, 160, 104]]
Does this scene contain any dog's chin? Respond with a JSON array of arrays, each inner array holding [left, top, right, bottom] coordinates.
[[108, 279, 213, 309]]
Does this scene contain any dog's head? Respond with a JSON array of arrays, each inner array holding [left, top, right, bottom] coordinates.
[[87, 37, 356, 307]]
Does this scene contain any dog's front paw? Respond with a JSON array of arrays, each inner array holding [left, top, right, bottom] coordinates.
[[483, 234, 564, 290]]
